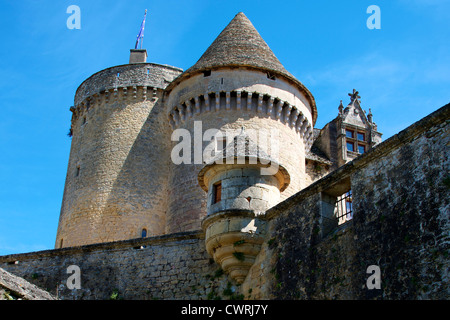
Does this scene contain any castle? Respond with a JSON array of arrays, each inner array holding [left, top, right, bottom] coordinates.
[[1, 12, 448, 300]]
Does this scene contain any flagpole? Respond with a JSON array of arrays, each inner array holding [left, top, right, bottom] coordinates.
[[141, 9, 147, 49], [135, 9, 147, 50]]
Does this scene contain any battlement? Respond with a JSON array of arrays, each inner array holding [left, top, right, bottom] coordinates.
[[74, 63, 182, 106], [168, 90, 314, 148]]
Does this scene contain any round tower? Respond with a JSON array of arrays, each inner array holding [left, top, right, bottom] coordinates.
[[164, 12, 317, 234], [55, 51, 182, 248]]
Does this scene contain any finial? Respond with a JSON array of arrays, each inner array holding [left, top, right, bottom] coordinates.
[[348, 89, 361, 103], [338, 100, 344, 114], [368, 108, 373, 123]]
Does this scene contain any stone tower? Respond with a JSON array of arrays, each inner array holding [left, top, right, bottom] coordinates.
[[164, 12, 317, 233], [55, 51, 182, 248]]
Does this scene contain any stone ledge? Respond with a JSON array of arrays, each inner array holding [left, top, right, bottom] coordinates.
[[0, 230, 204, 263]]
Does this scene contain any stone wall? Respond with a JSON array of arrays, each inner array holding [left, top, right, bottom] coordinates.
[[0, 232, 236, 300]]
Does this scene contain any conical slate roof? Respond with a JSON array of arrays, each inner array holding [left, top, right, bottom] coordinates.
[[185, 12, 293, 80], [166, 12, 317, 123]]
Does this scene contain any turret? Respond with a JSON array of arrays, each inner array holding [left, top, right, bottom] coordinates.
[[199, 129, 290, 283]]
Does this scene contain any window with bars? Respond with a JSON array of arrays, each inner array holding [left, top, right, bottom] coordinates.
[[335, 190, 353, 225]]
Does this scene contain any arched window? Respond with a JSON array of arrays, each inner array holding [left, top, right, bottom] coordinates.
[[141, 228, 147, 238]]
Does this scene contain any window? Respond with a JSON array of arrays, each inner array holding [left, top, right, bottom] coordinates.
[[346, 129, 354, 138], [336, 190, 353, 225], [212, 182, 222, 204], [75, 166, 80, 177], [141, 228, 147, 238], [358, 144, 365, 154], [357, 132, 365, 141], [267, 72, 276, 80], [203, 70, 211, 77], [345, 128, 367, 154], [346, 142, 355, 152], [321, 177, 352, 236]]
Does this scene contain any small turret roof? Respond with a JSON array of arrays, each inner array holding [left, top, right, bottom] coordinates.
[[198, 128, 291, 192], [208, 128, 275, 165]]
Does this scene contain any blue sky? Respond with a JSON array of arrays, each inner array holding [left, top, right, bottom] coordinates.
[[0, 0, 449, 256]]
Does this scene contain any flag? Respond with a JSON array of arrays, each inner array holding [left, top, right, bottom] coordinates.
[[135, 10, 147, 49]]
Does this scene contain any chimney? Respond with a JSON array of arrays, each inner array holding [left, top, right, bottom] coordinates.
[[129, 49, 147, 64]]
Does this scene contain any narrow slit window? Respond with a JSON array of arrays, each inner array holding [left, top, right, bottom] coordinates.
[[213, 182, 222, 204]]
